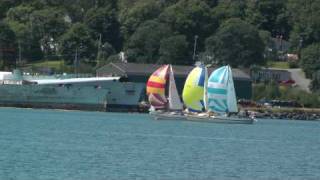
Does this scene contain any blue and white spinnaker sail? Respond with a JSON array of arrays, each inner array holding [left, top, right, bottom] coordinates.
[[207, 65, 238, 113]]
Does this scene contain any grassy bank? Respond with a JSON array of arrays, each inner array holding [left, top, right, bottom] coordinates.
[[267, 61, 290, 69], [21, 60, 95, 73], [29, 60, 64, 69]]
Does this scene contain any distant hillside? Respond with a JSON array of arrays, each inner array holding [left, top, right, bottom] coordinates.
[[0, 0, 320, 93]]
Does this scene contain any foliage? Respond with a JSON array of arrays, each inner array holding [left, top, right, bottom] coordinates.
[[96, 42, 116, 67], [159, 0, 215, 53], [1, 0, 320, 74], [59, 23, 96, 64], [287, 0, 320, 49], [30, 8, 69, 57], [253, 81, 281, 100], [5, 5, 43, 61], [126, 20, 172, 63], [85, 7, 121, 50], [0, 21, 17, 68], [0, 0, 20, 19], [158, 35, 189, 65], [246, 0, 290, 38], [253, 83, 320, 108], [205, 18, 265, 67], [212, 0, 247, 21], [258, 30, 277, 60], [300, 43, 320, 78], [288, 61, 299, 68], [119, 0, 162, 43]]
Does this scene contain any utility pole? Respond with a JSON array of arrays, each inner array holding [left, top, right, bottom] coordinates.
[[97, 34, 102, 66], [193, 35, 198, 62], [74, 47, 78, 75], [18, 41, 22, 66], [0, 44, 2, 64]]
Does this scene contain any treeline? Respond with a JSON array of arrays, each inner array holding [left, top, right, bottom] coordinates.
[[0, 0, 320, 76]]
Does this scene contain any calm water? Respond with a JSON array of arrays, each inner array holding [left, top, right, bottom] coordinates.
[[0, 108, 320, 180]]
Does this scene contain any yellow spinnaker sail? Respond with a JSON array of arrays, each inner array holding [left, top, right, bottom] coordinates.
[[182, 66, 207, 112]]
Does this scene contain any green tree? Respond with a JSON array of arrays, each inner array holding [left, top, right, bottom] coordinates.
[[300, 43, 320, 78], [212, 0, 247, 21], [205, 18, 265, 67], [246, 0, 290, 38], [126, 20, 172, 63], [85, 7, 121, 50], [158, 35, 189, 65], [203, 0, 218, 8], [59, 23, 96, 64], [97, 42, 116, 67], [0, 0, 20, 19], [119, 0, 162, 43], [6, 5, 34, 24], [259, 30, 277, 60], [30, 8, 69, 58], [0, 21, 17, 69], [5, 5, 43, 61], [310, 70, 320, 93], [159, 0, 216, 53], [287, 0, 320, 50]]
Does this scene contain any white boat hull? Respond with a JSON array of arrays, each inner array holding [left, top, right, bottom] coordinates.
[[150, 111, 187, 121], [150, 112, 254, 124], [186, 115, 254, 124]]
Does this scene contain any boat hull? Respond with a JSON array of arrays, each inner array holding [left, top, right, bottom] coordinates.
[[0, 81, 145, 112], [186, 115, 254, 124], [151, 111, 187, 121], [151, 112, 254, 124]]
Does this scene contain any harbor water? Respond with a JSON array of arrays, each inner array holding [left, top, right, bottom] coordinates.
[[0, 108, 320, 179]]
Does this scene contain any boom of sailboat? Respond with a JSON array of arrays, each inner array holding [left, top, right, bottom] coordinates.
[[146, 63, 254, 124]]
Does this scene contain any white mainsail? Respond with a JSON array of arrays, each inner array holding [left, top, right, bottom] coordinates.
[[226, 66, 238, 112], [168, 65, 183, 111], [203, 66, 209, 111]]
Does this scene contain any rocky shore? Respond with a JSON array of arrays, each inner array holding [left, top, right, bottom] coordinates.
[[246, 107, 320, 121]]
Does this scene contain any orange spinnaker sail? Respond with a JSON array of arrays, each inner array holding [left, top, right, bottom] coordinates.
[[146, 65, 169, 109]]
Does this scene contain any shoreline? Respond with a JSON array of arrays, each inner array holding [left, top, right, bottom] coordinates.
[[244, 107, 320, 121], [1, 105, 320, 121]]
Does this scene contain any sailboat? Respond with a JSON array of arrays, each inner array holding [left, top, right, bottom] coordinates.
[[182, 64, 208, 113], [185, 65, 254, 124], [146, 65, 186, 120]]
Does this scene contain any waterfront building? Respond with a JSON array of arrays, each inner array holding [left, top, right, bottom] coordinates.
[[251, 68, 291, 83], [96, 62, 252, 100]]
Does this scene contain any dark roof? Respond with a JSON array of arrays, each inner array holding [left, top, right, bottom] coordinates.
[[97, 62, 251, 80]]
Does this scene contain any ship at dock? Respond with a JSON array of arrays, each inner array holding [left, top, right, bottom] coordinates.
[[0, 70, 145, 112]]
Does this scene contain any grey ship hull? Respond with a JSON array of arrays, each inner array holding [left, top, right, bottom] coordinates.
[[0, 84, 106, 111], [0, 80, 145, 112]]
